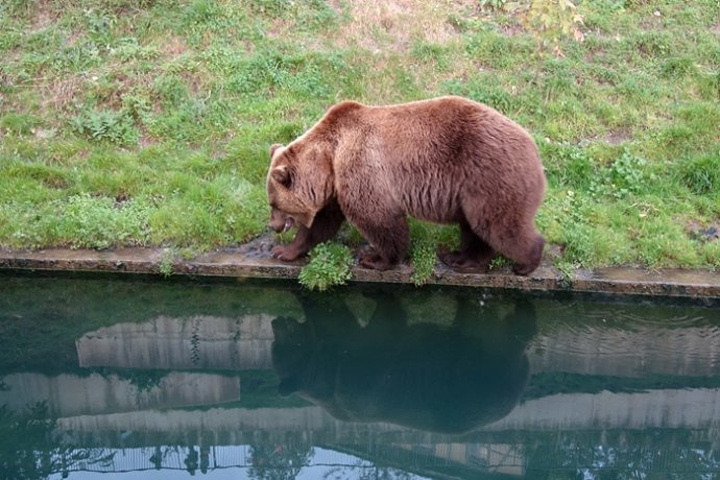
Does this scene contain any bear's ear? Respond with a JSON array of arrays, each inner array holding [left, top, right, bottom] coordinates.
[[271, 165, 292, 187], [270, 143, 284, 159]]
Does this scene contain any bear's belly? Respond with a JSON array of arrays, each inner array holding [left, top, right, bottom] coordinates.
[[400, 194, 461, 224], [391, 168, 464, 224]]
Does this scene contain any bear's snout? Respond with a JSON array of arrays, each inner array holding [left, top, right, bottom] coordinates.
[[269, 213, 295, 233]]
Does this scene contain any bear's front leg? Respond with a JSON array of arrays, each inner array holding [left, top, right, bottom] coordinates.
[[337, 169, 409, 270], [355, 215, 410, 271], [271, 225, 312, 261], [271, 200, 345, 262]]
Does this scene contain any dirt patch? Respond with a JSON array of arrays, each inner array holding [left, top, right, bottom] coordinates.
[[262, 0, 480, 54], [598, 129, 631, 145], [43, 177, 69, 190], [42, 74, 86, 111], [29, 9, 58, 34], [162, 36, 190, 61], [42, 69, 152, 113], [687, 219, 720, 243], [545, 243, 566, 261], [500, 24, 524, 37], [332, 0, 477, 51]]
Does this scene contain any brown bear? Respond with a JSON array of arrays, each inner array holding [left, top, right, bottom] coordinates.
[[266, 96, 546, 275]]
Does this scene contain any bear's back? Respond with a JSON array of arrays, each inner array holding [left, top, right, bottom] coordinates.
[[331, 97, 543, 223]]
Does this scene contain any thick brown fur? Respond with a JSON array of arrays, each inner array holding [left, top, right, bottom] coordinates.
[[266, 96, 546, 275]]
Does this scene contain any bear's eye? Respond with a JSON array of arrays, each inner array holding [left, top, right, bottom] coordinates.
[[271, 165, 292, 187]]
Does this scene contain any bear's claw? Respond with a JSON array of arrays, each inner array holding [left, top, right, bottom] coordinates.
[[359, 252, 392, 271], [439, 252, 490, 273], [271, 245, 302, 262]]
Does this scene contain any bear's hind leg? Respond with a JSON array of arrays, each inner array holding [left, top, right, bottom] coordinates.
[[510, 234, 544, 276], [481, 221, 544, 276], [440, 218, 497, 272]]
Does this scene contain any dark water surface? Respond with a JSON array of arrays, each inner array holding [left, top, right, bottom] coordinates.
[[1, 274, 719, 480]]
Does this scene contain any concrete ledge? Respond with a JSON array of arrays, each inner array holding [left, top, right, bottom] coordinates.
[[1, 243, 719, 300]]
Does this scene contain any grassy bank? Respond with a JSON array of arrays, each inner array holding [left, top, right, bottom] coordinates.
[[1, 0, 719, 274]]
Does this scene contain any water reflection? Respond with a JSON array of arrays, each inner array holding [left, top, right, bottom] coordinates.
[[272, 292, 535, 433], [0, 403, 113, 480], [1, 275, 720, 479]]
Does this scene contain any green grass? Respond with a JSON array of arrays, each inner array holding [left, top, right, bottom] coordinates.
[[1, 0, 719, 273]]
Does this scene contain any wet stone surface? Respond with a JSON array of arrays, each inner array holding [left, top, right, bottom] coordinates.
[[1, 240, 719, 301]]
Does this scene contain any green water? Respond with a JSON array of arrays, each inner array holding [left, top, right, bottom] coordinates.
[[1, 274, 719, 480]]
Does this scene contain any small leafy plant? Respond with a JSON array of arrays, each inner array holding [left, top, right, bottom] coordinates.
[[508, 0, 585, 57], [69, 108, 138, 145], [298, 242, 353, 291], [479, 0, 508, 10]]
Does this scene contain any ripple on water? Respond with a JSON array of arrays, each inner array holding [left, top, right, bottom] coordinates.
[[530, 300, 720, 377]]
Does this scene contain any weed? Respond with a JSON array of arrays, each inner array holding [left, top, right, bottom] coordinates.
[[604, 150, 649, 199], [555, 190, 592, 265], [61, 194, 151, 249], [479, 0, 508, 11], [159, 248, 175, 278], [627, 31, 672, 58], [508, 0, 585, 57], [544, 145, 651, 200], [0, 113, 43, 135], [410, 237, 437, 287], [410, 246, 437, 285], [555, 259, 576, 287], [69, 109, 138, 145], [543, 142, 596, 190], [407, 220, 460, 285], [676, 152, 720, 195], [488, 256, 511, 271], [660, 56, 696, 79], [298, 242, 353, 291]]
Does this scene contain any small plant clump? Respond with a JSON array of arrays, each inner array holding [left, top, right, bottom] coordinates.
[[409, 222, 442, 286], [159, 248, 176, 278], [508, 0, 585, 57], [70, 108, 138, 145], [298, 242, 354, 291], [411, 239, 437, 286]]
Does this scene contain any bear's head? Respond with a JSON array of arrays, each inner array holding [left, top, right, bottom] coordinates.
[[266, 142, 334, 231]]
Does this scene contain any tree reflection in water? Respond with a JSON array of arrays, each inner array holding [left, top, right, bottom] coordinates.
[[0, 402, 113, 480], [248, 432, 312, 480]]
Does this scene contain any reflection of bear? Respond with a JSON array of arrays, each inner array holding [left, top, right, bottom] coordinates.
[[271, 292, 536, 434], [266, 96, 546, 274]]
